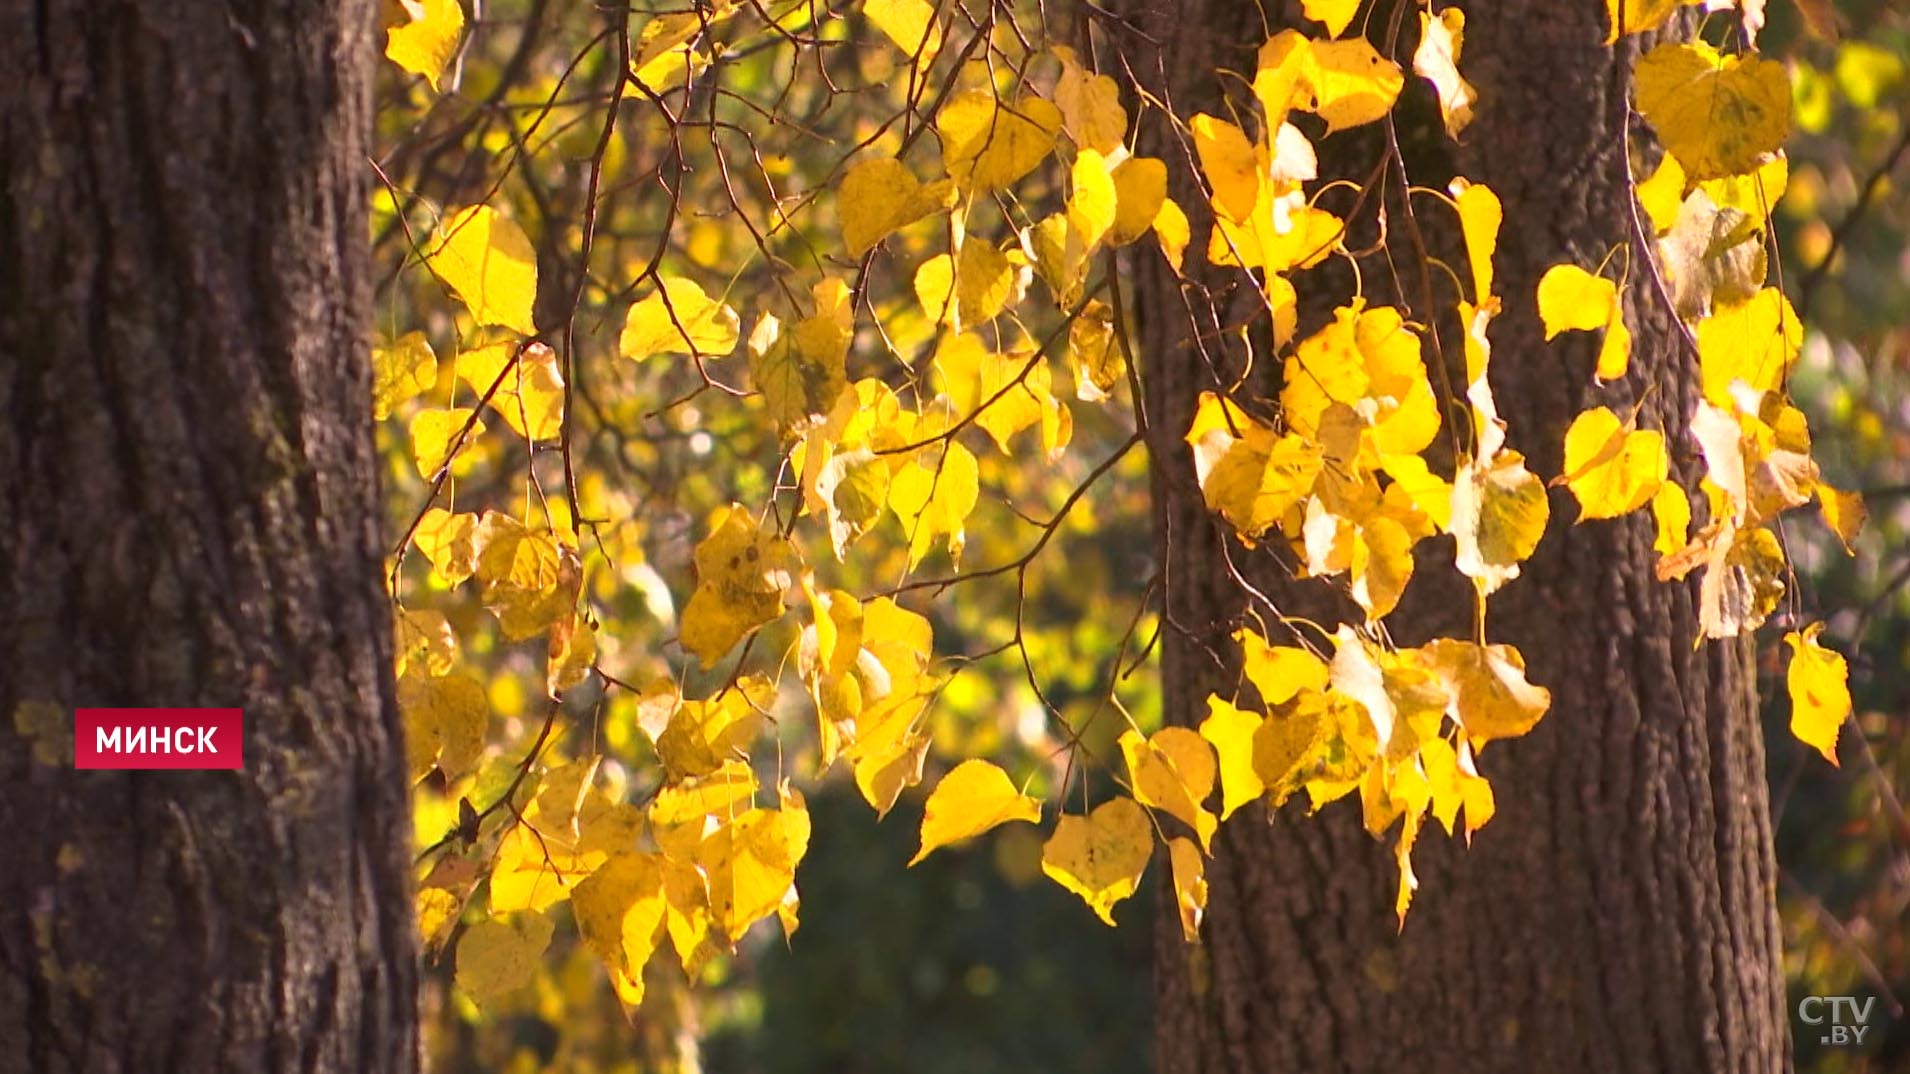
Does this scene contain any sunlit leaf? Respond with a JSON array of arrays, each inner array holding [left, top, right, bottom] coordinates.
[[911, 759, 1041, 864]]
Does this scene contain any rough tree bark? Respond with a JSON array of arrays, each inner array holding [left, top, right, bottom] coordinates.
[[0, 2, 417, 1072], [1118, 1, 1788, 1070]]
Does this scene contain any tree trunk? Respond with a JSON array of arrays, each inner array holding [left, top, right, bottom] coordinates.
[[1119, 1, 1788, 1070], [0, 2, 417, 1072]]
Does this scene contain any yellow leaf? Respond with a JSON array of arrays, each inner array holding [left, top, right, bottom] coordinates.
[[1451, 178, 1501, 303], [655, 681, 768, 780], [394, 607, 458, 678], [1558, 407, 1667, 520], [1413, 8, 1476, 137], [1186, 392, 1324, 541], [749, 307, 849, 436], [398, 670, 486, 779], [1451, 450, 1549, 595], [1153, 196, 1190, 275], [1109, 157, 1167, 247], [1596, 305, 1633, 381], [1067, 299, 1124, 402], [1041, 797, 1153, 925], [704, 803, 809, 942], [1236, 627, 1330, 707], [490, 821, 605, 913], [409, 407, 481, 479], [1120, 727, 1219, 850], [1167, 837, 1208, 943], [863, 0, 942, 58], [572, 854, 667, 1007], [1604, 0, 1684, 42], [1651, 481, 1692, 556], [1536, 263, 1617, 339], [1636, 152, 1686, 234], [1069, 149, 1119, 251], [839, 157, 957, 257], [373, 332, 438, 420], [1635, 42, 1791, 182], [620, 276, 741, 362], [1301, 0, 1360, 36], [415, 507, 478, 586], [1419, 638, 1552, 747], [680, 505, 795, 667], [1053, 46, 1127, 155], [888, 442, 980, 567], [1817, 485, 1866, 554], [546, 613, 596, 698], [910, 759, 1041, 864], [425, 206, 539, 335], [1784, 623, 1849, 766], [386, 0, 465, 90], [937, 91, 1062, 194], [1199, 695, 1266, 821], [472, 511, 577, 640], [1302, 38, 1405, 134], [455, 912, 553, 1009], [1351, 515, 1415, 619], [934, 335, 1069, 456], [1697, 288, 1800, 406], [458, 341, 565, 442], [1380, 453, 1453, 532], [914, 241, 1016, 332], [1190, 113, 1260, 224]]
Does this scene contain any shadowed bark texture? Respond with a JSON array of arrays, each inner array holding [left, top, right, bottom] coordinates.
[[0, 1, 417, 1072], [1115, 1, 1788, 1070]]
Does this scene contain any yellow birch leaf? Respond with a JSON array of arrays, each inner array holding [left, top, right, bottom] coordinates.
[[1413, 8, 1476, 137], [914, 242, 1015, 332], [937, 91, 1062, 194], [1200, 695, 1267, 821], [1053, 47, 1128, 155], [1635, 42, 1791, 181], [1153, 196, 1190, 274], [888, 442, 980, 567], [1236, 627, 1330, 706], [373, 332, 438, 420], [680, 505, 795, 667], [1168, 837, 1208, 943], [386, 0, 465, 90], [398, 670, 486, 779], [415, 507, 478, 586], [571, 854, 667, 1008], [1451, 451, 1549, 594], [490, 822, 605, 913], [425, 206, 539, 336], [839, 157, 957, 257], [1041, 797, 1153, 925], [1784, 623, 1849, 765], [864, 0, 942, 58], [472, 512, 576, 640], [704, 804, 809, 942], [910, 759, 1041, 864], [1067, 299, 1124, 402], [409, 407, 481, 479], [1636, 152, 1686, 234], [1069, 149, 1119, 251], [1190, 113, 1260, 223], [458, 341, 565, 442], [749, 311, 848, 436], [620, 276, 740, 362], [1120, 727, 1219, 850], [456, 912, 553, 1009], [1651, 482, 1692, 556], [1419, 638, 1552, 747], [1536, 264, 1617, 339], [1381, 453, 1453, 532], [394, 607, 458, 678], [1301, 0, 1360, 36], [1817, 485, 1866, 554], [1597, 305, 1633, 381], [1697, 287, 1800, 405], [546, 614, 596, 698], [1558, 407, 1667, 520], [1351, 515, 1415, 619], [1604, 0, 1684, 42], [934, 335, 1066, 455], [1109, 157, 1167, 246], [1304, 39, 1405, 134], [655, 682, 767, 780]]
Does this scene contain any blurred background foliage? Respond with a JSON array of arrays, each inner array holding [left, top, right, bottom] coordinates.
[[372, 0, 1908, 1070]]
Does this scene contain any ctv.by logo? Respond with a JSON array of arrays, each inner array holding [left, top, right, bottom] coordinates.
[[1798, 995, 1877, 1047]]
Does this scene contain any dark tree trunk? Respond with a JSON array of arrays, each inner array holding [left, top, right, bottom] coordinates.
[[1118, 1, 1788, 1070], [0, 2, 417, 1072]]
